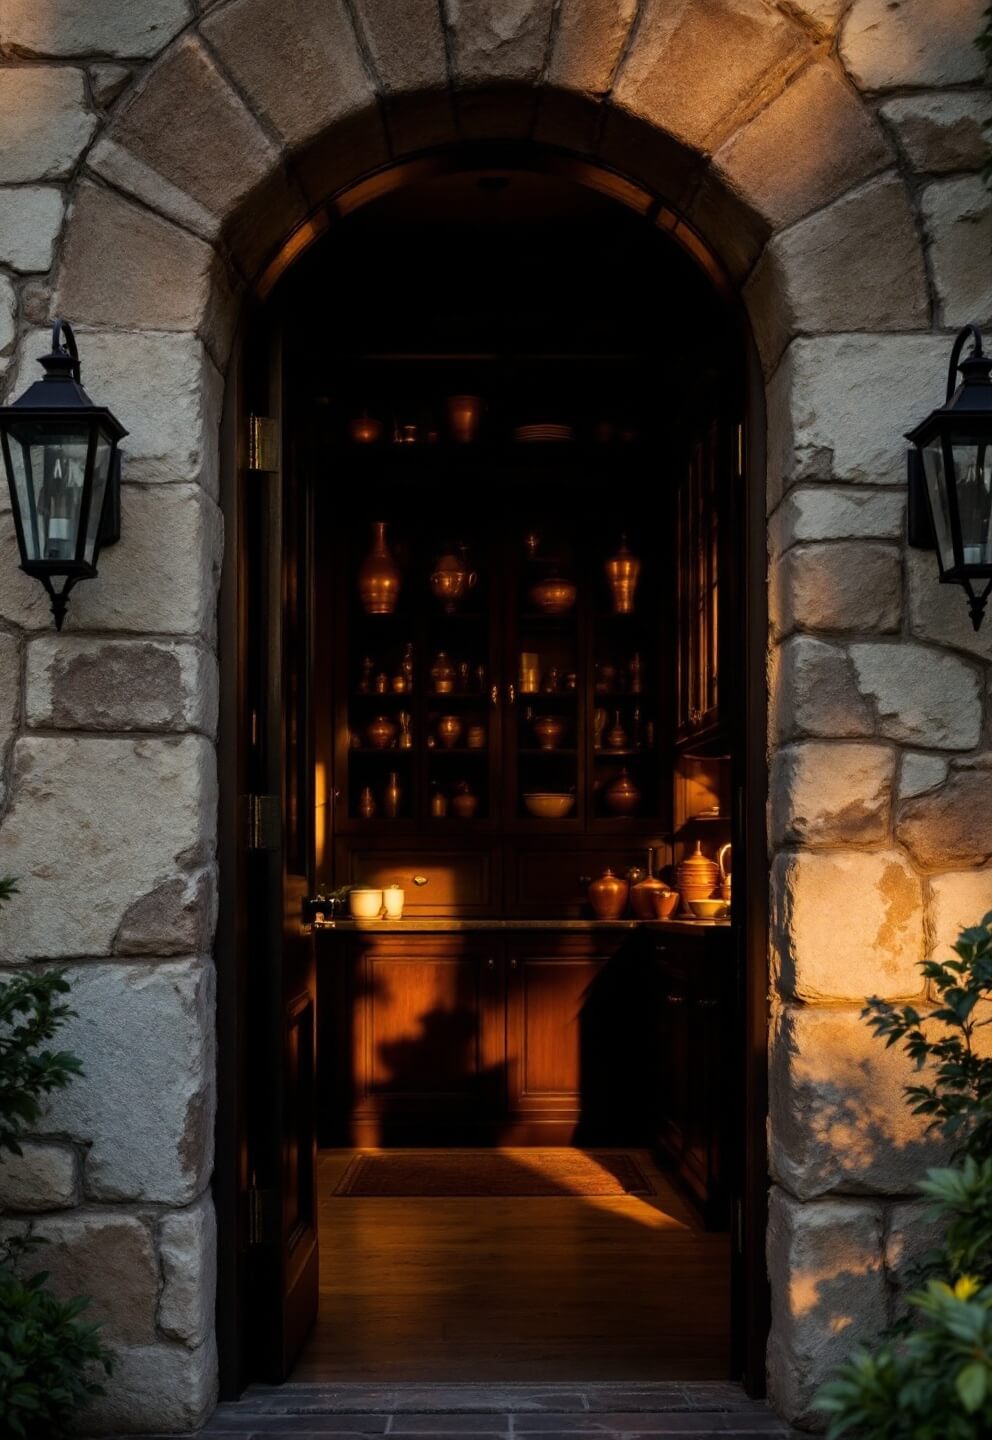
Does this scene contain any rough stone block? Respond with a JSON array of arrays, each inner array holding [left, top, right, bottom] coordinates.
[[548, 0, 638, 96], [770, 741, 895, 847], [0, 1141, 77, 1212], [0, 0, 189, 58], [766, 334, 956, 503], [448, 0, 557, 85], [0, 735, 216, 962], [158, 1194, 217, 1347], [0, 629, 19, 808], [907, 550, 992, 663], [14, 327, 222, 492], [771, 635, 875, 741], [55, 184, 235, 359], [766, 1188, 887, 1426], [897, 760, 992, 870], [87, 136, 220, 245], [881, 90, 992, 174], [899, 752, 948, 801], [849, 642, 983, 751], [929, 866, 992, 958], [39, 959, 216, 1205], [110, 35, 277, 221], [84, 1337, 217, 1434], [26, 637, 218, 736], [386, 90, 460, 155], [0, 273, 15, 361], [0, 68, 97, 182], [202, 0, 373, 149], [0, 187, 64, 273], [790, 0, 848, 26], [614, 0, 808, 152], [89, 63, 132, 109], [771, 848, 924, 1001], [922, 175, 992, 329], [886, 1199, 945, 1318], [770, 1005, 948, 1199], [770, 486, 905, 555], [746, 173, 928, 371], [771, 542, 902, 637], [113, 866, 217, 958], [711, 60, 892, 234], [30, 1212, 158, 1344], [840, 0, 988, 89], [351, 0, 448, 91]]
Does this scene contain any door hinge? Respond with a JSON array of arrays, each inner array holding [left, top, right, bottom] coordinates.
[[244, 793, 280, 850], [248, 1185, 280, 1246], [248, 414, 279, 473]]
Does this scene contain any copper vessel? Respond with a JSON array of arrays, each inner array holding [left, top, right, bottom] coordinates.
[[366, 715, 398, 750], [630, 847, 670, 919], [430, 549, 477, 613], [533, 715, 566, 751], [604, 768, 641, 816], [466, 724, 487, 749], [447, 394, 481, 444], [437, 715, 463, 749], [358, 786, 376, 819], [452, 785, 479, 819], [529, 576, 576, 615], [605, 710, 627, 750], [383, 772, 402, 819], [349, 412, 382, 445], [431, 652, 456, 694], [358, 521, 401, 614], [677, 841, 720, 904], [605, 536, 640, 615], [587, 867, 629, 921]]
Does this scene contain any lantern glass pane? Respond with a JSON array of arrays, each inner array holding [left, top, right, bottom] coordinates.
[[951, 429, 992, 569], [83, 427, 114, 566], [6, 418, 92, 565], [921, 437, 956, 573]]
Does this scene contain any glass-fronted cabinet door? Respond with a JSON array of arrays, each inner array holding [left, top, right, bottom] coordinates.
[[333, 511, 501, 832], [676, 415, 721, 743]]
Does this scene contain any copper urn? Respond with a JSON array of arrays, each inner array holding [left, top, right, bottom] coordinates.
[[358, 521, 401, 614], [677, 841, 720, 903], [587, 867, 629, 921], [430, 549, 477, 613], [604, 768, 641, 816], [630, 847, 670, 919], [604, 536, 640, 615]]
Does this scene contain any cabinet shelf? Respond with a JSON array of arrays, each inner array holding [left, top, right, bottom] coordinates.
[[350, 747, 415, 757], [594, 748, 647, 759], [518, 747, 578, 757]]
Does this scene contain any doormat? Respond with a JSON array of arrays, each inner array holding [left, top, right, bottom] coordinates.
[[333, 1150, 655, 1198]]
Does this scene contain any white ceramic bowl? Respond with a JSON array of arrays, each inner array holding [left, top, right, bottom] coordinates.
[[349, 888, 383, 919]]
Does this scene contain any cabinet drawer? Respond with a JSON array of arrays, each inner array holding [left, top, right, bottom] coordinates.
[[508, 845, 651, 917], [338, 845, 494, 915]]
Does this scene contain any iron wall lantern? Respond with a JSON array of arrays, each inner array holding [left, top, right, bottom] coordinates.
[[907, 323, 992, 631], [0, 319, 126, 630]]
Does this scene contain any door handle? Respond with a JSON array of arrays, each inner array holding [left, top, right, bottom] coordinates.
[[490, 684, 500, 707], [411, 874, 429, 887], [508, 683, 515, 705], [509, 957, 518, 970], [487, 956, 495, 971]]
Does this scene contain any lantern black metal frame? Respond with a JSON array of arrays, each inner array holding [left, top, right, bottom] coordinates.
[[907, 323, 992, 631], [0, 318, 126, 629]]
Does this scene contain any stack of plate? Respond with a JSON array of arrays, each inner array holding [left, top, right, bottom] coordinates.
[[514, 423, 574, 444]]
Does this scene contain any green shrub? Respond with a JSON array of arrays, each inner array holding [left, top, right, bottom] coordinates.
[[0, 876, 113, 1437]]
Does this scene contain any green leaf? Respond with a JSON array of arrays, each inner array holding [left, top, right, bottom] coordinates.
[[955, 1361, 988, 1413]]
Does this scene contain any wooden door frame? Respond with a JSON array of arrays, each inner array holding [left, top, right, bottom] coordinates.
[[213, 154, 771, 1401]]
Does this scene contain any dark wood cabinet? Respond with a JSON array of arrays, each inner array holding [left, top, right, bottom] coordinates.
[[651, 930, 732, 1227]]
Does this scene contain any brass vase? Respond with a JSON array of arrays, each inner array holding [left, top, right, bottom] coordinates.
[[358, 521, 401, 614], [630, 847, 670, 919], [677, 841, 720, 904], [587, 868, 629, 921], [605, 535, 640, 615]]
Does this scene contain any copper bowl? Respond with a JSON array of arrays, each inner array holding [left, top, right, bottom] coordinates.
[[523, 793, 575, 819], [651, 889, 681, 920], [529, 577, 576, 615]]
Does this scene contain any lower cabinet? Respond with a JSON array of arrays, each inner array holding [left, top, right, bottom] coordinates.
[[651, 931, 732, 1227]]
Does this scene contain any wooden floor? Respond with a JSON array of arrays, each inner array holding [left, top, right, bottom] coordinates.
[[292, 1148, 730, 1384]]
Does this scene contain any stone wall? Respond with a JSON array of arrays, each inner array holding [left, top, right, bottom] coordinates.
[[0, 0, 989, 1431]]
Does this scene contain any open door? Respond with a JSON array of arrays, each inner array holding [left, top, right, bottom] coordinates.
[[242, 314, 319, 1381]]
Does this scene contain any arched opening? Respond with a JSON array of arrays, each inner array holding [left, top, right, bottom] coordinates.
[[216, 143, 768, 1400]]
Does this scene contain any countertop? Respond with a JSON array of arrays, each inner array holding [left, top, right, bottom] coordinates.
[[315, 917, 730, 935]]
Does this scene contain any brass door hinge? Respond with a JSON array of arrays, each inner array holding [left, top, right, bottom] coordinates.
[[244, 793, 280, 851], [248, 1185, 280, 1246], [248, 414, 279, 472]]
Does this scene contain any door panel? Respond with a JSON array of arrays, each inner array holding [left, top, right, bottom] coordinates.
[[506, 941, 609, 1119]]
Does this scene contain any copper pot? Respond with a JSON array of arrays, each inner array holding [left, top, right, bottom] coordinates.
[[437, 715, 463, 749], [587, 867, 629, 921], [430, 550, 477, 613], [604, 768, 641, 816], [677, 841, 720, 903], [366, 715, 398, 750], [605, 536, 640, 615], [533, 715, 566, 751], [529, 577, 576, 615], [451, 790, 479, 819], [358, 521, 401, 614]]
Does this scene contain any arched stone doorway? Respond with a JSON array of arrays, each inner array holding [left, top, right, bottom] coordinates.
[[0, 1, 988, 1432]]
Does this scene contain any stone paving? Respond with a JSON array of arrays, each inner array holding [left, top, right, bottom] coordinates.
[[114, 1383, 801, 1439]]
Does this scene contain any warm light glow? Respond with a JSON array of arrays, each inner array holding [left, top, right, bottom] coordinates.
[[314, 761, 327, 873]]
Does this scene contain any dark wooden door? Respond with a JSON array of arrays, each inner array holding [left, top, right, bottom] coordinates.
[[247, 322, 319, 1381]]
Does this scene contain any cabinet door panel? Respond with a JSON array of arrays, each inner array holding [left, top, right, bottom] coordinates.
[[508, 844, 651, 917], [506, 943, 609, 1116], [341, 845, 494, 915]]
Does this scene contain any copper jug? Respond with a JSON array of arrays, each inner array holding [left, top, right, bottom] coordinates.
[[605, 535, 640, 615], [587, 867, 629, 921], [677, 841, 720, 903], [358, 521, 401, 614], [630, 846, 670, 919], [430, 549, 477, 613], [604, 768, 641, 816]]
